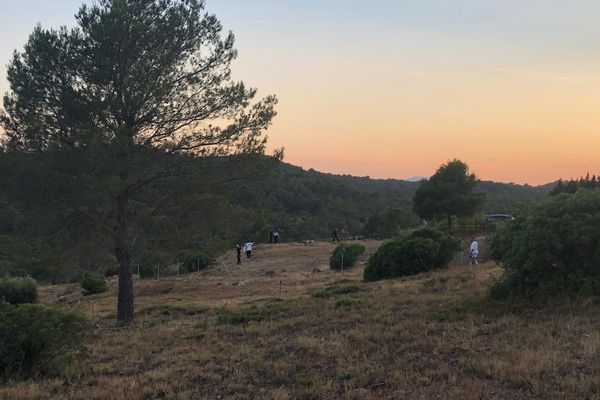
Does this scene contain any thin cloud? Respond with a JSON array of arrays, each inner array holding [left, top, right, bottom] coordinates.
[[520, 70, 600, 84], [409, 72, 442, 78]]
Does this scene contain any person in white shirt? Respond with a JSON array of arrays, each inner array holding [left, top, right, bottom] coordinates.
[[272, 230, 280, 244], [244, 242, 253, 259], [469, 238, 479, 265]]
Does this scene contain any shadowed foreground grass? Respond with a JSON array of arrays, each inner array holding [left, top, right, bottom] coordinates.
[[1, 241, 599, 399]]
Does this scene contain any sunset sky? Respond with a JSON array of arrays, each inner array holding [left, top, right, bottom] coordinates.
[[1, 1, 599, 184]]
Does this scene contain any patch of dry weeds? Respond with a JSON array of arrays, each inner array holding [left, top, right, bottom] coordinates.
[[2, 241, 600, 399]]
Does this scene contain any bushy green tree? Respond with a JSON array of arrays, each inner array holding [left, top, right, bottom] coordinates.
[[2, 0, 277, 324], [80, 272, 108, 296], [364, 229, 459, 281], [0, 302, 89, 380], [329, 244, 366, 270], [0, 276, 37, 305], [491, 189, 600, 301], [181, 251, 215, 273], [413, 160, 485, 232]]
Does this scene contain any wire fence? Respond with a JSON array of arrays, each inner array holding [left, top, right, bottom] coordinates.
[[94, 224, 494, 282]]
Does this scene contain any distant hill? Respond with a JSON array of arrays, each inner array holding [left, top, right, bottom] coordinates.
[[477, 180, 551, 213], [405, 176, 428, 182], [0, 153, 552, 281], [228, 162, 551, 239]]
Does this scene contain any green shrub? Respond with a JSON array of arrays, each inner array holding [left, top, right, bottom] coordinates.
[[409, 228, 461, 267], [334, 297, 365, 309], [216, 301, 292, 325], [137, 263, 157, 278], [103, 264, 118, 277], [80, 272, 108, 295], [0, 301, 89, 380], [329, 244, 366, 270], [363, 228, 459, 282], [490, 189, 600, 301], [181, 251, 215, 273], [0, 276, 37, 304], [134, 254, 166, 278], [311, 284, 361, 298]]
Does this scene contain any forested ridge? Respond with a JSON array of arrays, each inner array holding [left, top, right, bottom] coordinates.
[[0, 152, 549, 282]]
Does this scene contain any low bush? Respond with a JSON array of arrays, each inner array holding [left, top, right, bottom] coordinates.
[[0, 276, 37, 305], [334, 297, 365, 309], [134, 254, 166, 278], [410, 228, 461, 267], [311, 284, 361, 298], [80, 272, 108, 295], [216, 301, 292, 325], [0, 301, 89, 380], [103, 264, 118, 277], [329, 244, 366, 270], [137, 263, 158, 278], [181, 251, 215, 273], [363, 228, 459, 282], [490, 189, 600, 301]]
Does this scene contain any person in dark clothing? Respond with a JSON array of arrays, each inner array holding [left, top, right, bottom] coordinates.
[[331, 228, 340, 242], [235, 244, 242, 265], [268, 230, 273, 243]]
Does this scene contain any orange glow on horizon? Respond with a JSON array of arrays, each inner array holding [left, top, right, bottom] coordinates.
[[262, 68, 600, 185]]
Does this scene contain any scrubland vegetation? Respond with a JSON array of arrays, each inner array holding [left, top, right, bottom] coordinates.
[[329, 244, 365, 270], [364, 228, 459, 282], [0, 0, 599, 398], [0, 275, 38, 305], [491, 188, 600, 301], [1, 242, 599, 399]]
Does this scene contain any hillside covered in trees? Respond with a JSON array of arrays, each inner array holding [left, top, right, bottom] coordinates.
[[237, 162, 551, 237], [0, 152, 550, 283]]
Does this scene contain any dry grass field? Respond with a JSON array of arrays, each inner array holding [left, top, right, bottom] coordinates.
[[2, 241, 600, 400]]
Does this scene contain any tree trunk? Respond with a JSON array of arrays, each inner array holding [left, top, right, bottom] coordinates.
[[447, 213, 453, 234], [116, 193, 134, 325]]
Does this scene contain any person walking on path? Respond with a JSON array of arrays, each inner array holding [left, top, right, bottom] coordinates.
[[244, 242, 253, 259], [331, 228, 340, 243], [469, 238, 479, 265], [235, 244, 242, 265], [272, 229, 280, 244]]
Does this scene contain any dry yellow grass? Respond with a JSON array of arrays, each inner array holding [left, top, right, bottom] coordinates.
[[1, 240, 600, 399]]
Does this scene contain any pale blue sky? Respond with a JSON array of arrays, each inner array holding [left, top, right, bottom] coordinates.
[[2, 1, 600, 183]]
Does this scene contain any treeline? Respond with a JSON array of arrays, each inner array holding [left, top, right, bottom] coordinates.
[[0, 150, 279, 282], [549, 174, 600, 196], [0, 151, 550, 282], [234, 163, 550, 237]]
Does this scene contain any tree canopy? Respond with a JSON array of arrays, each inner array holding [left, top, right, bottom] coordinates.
[[1, 0, 277, 324], [413, 159, 485, 232], [549, 174, 599, 196]]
